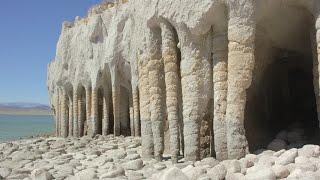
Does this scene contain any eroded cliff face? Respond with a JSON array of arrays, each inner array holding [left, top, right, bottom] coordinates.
[[48, 0, 320, 161]]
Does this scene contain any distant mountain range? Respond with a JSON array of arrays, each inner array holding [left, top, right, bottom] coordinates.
[[0, 102, 52, 115]]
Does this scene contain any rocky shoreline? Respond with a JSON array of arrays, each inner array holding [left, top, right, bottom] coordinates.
[[1, 136, 320, 180]]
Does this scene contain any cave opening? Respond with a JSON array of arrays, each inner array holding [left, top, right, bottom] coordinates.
[[245, 3, 319, 152]]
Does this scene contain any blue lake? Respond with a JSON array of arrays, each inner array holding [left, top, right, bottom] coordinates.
[[0, 114, 54, 142]]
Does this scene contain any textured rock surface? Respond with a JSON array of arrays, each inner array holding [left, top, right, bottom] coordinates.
[[48, 0, 320, 166], [1, 137, 320, 179]]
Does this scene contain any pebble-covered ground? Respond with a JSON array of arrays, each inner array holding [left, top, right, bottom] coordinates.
[[1, 135, 320, 180]]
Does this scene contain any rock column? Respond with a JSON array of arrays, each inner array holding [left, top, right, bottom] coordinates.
[[78, 96, 84, 137], [179, 25, 211, 161], [138, 54, 154, 159], [56, 92, 60, 136], [61, 90, 68, 138], [148, 28, 165, 161], [315, 15, 320, 127], [129, 93, 134, 136], [161, 22, 180, 163], [91, 88, 98, 137], [212, 34, 228, 160], [73, 89, 79, 137], [113, 84, 121, 136], [102, 93, 109, 136], [68, 97, 73, 136], [130, 107, 134, 136], [226, 3, 256, 159], [132, 88, 140, 136], [86, 87, 92, 135]]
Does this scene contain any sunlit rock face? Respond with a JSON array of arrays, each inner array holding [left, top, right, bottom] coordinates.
[[47, 0, 320, 162]]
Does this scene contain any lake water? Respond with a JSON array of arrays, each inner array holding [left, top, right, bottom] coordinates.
[[0, 114, 54, 142]]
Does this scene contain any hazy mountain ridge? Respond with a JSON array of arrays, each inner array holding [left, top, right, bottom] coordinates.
[[0, 102, 51, 115]]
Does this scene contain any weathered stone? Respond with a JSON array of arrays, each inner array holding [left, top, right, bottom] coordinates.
[[74, 169, 97, 180], [298, 145, 320, 158], [271, 165, 289, 179], [194, 157, 219, 168], [207, 164, 227, 180], [225, 172, 245, 180], [122, 159, 143, 170], [0, 167, 11, 178], [159, 167, 189, 180], [245, 168, 276, 180], [100, 166, 124, 178], [30, 169, 53, 180], [275, 148, 298, 165]]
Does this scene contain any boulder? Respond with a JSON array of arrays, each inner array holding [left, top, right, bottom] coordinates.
[[183, 166, 206, 180], [257, 155, 277, 166], [298, 145, 320, 158], [194, 157, 219, 168], [286, 169, 303, 179], [122, 159, 143, 170], [0, 167, 11, 178], [225, 172, 245, 180], [125, 153, 140, 160], [100, 166, 124, 178], [245, 168, 276, 180], [275, 148, 298, 165], [267, 139, 287, 151], [74, 169, 96, 180], [271, 164, 289, 179], [207, 164, 227, 180], [221, 160, 241, 173], [30, 169, 53, 180], [154, 163, 166, 170], [159, 167, 189, 180]]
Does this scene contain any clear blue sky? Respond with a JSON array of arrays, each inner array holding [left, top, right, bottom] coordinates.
[[0, 0, 101, 105]]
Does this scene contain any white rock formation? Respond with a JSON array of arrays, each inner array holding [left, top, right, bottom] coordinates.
[[48, 0, 320, 162]]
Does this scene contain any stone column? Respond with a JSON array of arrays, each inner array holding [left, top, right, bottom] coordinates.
[[226, 4, 255, 159], [178, 25, 212, 161], [112, 84, 121, 136], [212, 34, 228, 160], [61, 90, 68, 138], [78, 96, 84, 137], [138, 54, 154, 159], [161, 22, 180, 163], [148, 28, 165, 161], [129, 90, 134, 136], [86, 87, 92, 135], [315, 15, 320, 127], [132, 88, 140, 136], [68, 97, 73, 136], [73, 89, 79, 137], [102, 92, 109, 136], [56, 92, 60, 136], [91, 88, 98, 137]]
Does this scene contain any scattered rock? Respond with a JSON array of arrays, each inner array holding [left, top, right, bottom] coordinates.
[[122, 159, 143, 170], [30, 169, 53, 180], [298, 144, 320, 158], [100, 166, 124, 178], [207, 164, 227, 180], [159, 167, 189, 180], [271, 164, 289, 179], [245, 168, 276, 180], [267, 139, 287, 151], [275, 148, 298, 165], [74, 168, 96, 180], [0, 167, 11, 178]]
